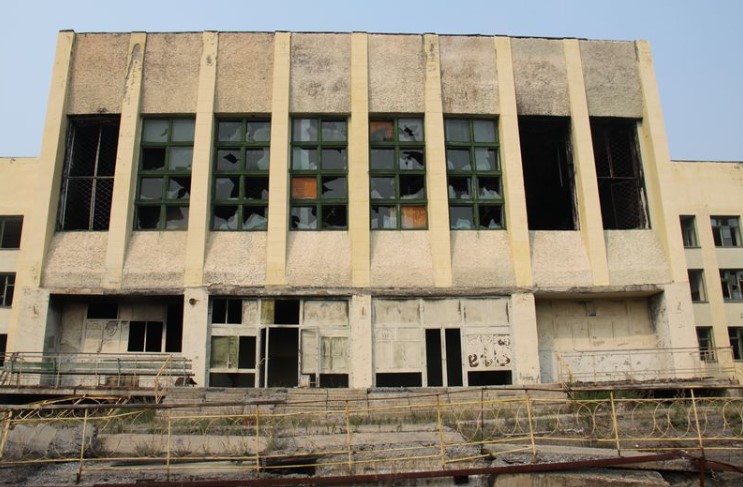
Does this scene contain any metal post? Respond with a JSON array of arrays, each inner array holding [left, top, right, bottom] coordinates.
[[690, 389, 705, 455], [524, 393, 537, 461], [609, 391, 622, 455]]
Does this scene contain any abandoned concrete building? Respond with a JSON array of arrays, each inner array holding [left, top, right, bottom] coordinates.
[[0, 30, 742, 390]]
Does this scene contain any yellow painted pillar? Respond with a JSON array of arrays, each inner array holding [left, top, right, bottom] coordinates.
[[184, 31, 218, 286], [265, 32, 291, 286], [349, 294, 373, 387], [349, 32, 371, 288], [510, 293, 541, 384], [8, 31, 75, 352], [494, 36, 532, 287], [423, 34, 452, 288], [563, 39, 610, 286], [102, 33, 147, 288]]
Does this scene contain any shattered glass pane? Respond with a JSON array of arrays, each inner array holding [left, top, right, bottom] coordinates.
[[370, 120, 394, 142], [245, 176, 269, 200], [479, 206, 502, 229], [168, 177, 191, 200], [165, 206, 189, 230], [291, 206, 317, 229], [370, 177, 395, 199], [448, 177, 472, 200], [475, 148, 497, 171], [321, 177, 347, 199], [322, 205, 347, 229], [371, 206, 397, 229], [244, 207, 268, 230], [291, 177, 317, 199], [136, 206, 161, 230], [171, 119, 195, 142], [400, 150, 424, 170], [215, 177, 239, 200], [292, 148, 318, 170], [446, 149, 470, 170], [246, 149, 270, 170], [218, 121, 241, 142], [217, 150, 240, 171], [247, 121, 270, 142], [399, 175, 425, 199], [478, 177, 501, 199], [398, 119, 423, 142], [213, 206, 238, 230], [401, 206, 427, 229], [445, 119, 469, 142], [473, 120, 497, 142], [139, 178, 163, 200], [142, 119, 169, 143], [322, 149, 347, 170], [371, 149, 394, 170], [293, 119, 318, 142], [450, 206, 474, 229], [169, 147, 193, 170], [322, 120, 347, 142], [141, 148, 166, 170]]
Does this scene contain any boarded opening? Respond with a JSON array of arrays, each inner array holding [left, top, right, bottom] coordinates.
[[445, 329, 463, 387], [210, 373, 255, 387], [376, 373, 422, 387], [275, 300, 300, 324], [425, 329, 443, 387], [468, 370, 512, 386], [266, 327, 299, 387], [519, 117, 576, 230]]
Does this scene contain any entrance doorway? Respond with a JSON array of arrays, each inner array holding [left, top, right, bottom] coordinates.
[[260, 327, 299, 387]]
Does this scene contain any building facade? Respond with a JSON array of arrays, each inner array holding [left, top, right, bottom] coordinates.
[[0, 31, 742, 388]]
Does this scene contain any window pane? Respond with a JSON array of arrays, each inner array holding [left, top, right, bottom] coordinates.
[[370, 149, 394, 170], [371, 206, 397, 229], [165, 207, 189, 230], [400, 175, 425, 199], [321, 177, 347, 199], [479, 206, 502, 229], [171, 119, 195, 142], [136, 206, 161, 229], [167, 177, 191, 200], [370, 177, 395, 199], [401, 206, 427, 229], [215, 177, 239, 200], [139, 178, 163, 199], [473, 120, 497, 142], [217, 150, 240, 171], [445, 119, 469, 142], [142, 119, 169, 143], [213, 206, 238, 230], [322, 205, 347, 229], [141, 148, 166, 170], [246, 149, 270, 171], [291, 207, 317, 229], [478, 177, 501, 199], [370, 120, 394, 142], [400, 150, 424, 170], [446, 149, 470, 170], [322, 149, 347, 170], [245, 176, 269, 200], [322, 121, 347, 142], [292, 148, 318, 170], [169, 147, 193, 170], [475, 148, 498, 171], [292, 177, 318, 199], [247, 121, 271, 142], [448, 177, 472, 200], [218, 122, 241, 142], [398, 119, 423, 142], [244, 207, 268, 230], [293, 119, 317, 142], [450, 206, 474, 229]]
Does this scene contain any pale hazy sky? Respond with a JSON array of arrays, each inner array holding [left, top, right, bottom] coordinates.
[[1, 0, 741, 160]]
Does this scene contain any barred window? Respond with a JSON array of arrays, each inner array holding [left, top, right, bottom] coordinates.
[[58, 117, 120, 231]]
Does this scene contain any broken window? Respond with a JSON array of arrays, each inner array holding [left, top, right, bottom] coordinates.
[[680, 216, 698, 248], [127, 321, 164, 352], [58, 117, 120, 230], [135, 118, 194, 230], [711, 216, 741, 247], [445, 118, 503, 230], [720, 269, 743, 301], [290, 118, 348, 230], [688, 270, 707, 303], [213, 119, 270, 230], [212, 298, 242, 325], [0, 274, 14, 307], [729, 327, 743, 361], [370, 117, 427, 229], [696, 326, 716, 363], [519, 117, 576, 230], [0, 216, 22, 249], [591, 119, 648, 229]]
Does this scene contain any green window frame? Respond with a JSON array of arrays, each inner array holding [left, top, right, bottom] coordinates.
[[0, 273, 14, 307], [444, 118, 503, 230], [135, 118, 195, 230], [369, 117, 427, 230], [213, 119, 271, 231], [0, 216, 22, 249], [290, 117, 348, 230]]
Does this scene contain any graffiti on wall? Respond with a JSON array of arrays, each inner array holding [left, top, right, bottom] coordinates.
[[466, 334, 511, 369]]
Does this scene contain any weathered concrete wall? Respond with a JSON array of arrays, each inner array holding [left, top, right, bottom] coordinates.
[[286, 232, 352, 287], [450, 232, 516, 287], [439, 35, 498, 114], [203, 233, 267, 287], [290, 33, 351, 113], [141, 33, 201, 114], [605, 231, 671, 285], [215, 32, 274, 113], [580, 40, 643, 118], [43, 233, 108, 288], [368, 34, 424, 113], [511, 38, 569, 116], [370, 232, 435, 287], [121, 233, 186, 288], [67, 34, 129, 114], [530, 231, 593, 287]]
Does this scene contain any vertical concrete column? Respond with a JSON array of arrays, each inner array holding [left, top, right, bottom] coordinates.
[[350, 294, 373, 387], [265, 32, 292, 286], [494, 37, 532, 287], [182, 288, 209, 386], [184, 32, 218, 287], [349, 33, 371, 288], [423, 34, 452, 288], [563, 39, 610, 286], [509, 293, 540, 384], [8, 31, 75, 352], [102, 33, 147, 288]]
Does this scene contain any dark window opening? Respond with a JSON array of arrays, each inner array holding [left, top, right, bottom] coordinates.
[[445, 329, 463, 387], [165, 301, 183, 353], [59, 117, 120, 231], [591, 119, 648, 230], [375, 373, 422, 388], [274, 299, 300, 325], [519, 118, 576, 230], [127, 321, 164, 352], [711, 216, 741, 247], [696, 327, 716, 363], [680, 216, 698, 248], [319, 373, 349, 388], [720, 269, 743, 301], [467, 370, 512, 386], [0, 274, 15, 307], [425, 329, 443, 387], [266, 327, 299, 387], [0, 217, 23, 249], [0, 334, 6, 367], [238, 336, 257, 369], [210, 373, 255, 388], [688, 270, 707, 303], [86, 302, 118, 320], [213, 298, 242, 324], [729, 327, 743, 361]]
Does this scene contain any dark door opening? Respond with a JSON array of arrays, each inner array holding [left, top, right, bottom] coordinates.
[[445, 329, 463, 387], [266, 327, 299, 387], [425, 329, 443, 387]]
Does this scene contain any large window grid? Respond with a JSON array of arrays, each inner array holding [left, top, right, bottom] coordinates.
[[0, 274, 15, 307], [58, 117, 120, 231], [213, 119, 270, 230], [711, 216, 741, 247], [369, 117, 427, 229], [290, 118, 348, 230], [0, 217, 22, 249], [445, 118, 503, 230], [135, 118, 194, 230]]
